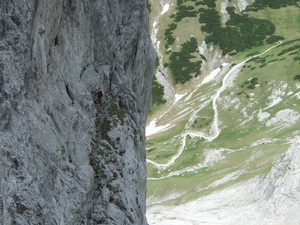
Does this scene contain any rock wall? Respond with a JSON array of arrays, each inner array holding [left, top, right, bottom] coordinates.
[[0, 0, 155, 224]]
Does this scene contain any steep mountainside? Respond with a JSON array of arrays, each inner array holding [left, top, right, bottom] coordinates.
[[146, 0, 300, 224], [148, 0, 299, 107], [0, 1, 154, 224]]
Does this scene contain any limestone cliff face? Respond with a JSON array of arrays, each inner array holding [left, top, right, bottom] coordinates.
[[0, 0, 155, 224]]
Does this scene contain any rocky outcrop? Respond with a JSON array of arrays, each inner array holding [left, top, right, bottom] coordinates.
[[260, 137, 300, 224], [0, 0, 155, 224]]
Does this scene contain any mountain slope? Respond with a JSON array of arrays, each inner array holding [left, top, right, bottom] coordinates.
[[146, 0, 300, 222], [149, 0, 300, 106]]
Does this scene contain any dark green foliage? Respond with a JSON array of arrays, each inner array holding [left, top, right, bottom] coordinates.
[[268, 59, 278, 63], [237, 91, 245, 95], [245, 0, 298, 11], [248, 78, 258, 86], [277, 38, 300, 47], [198, 8, 221, 33], [155, 56, 160, 68], [89, 157, 107, 187], [169, 37, 202, 84], [259, 63, 267, 68], [294, 56, 300, 61], [200, 54, 207, 61], [288, 51, 299, 56], [164, 23, 177, 48], [146, 0, 151, 12], [192, 117, 212, 129], [152, 76, 166, 105], [248, 56, 267, 64], [241, 77, 259, 89], [195, 0, 216, 7], [265, 35, 285, 44], [246, 56, 269, 68], [195, 1, 202, 6], [174, 0, 198, 22], [202, 0, 216, 7], [294, 74, 300, 80], [278, 44, 300, 56], [203, 7, 276, 55]]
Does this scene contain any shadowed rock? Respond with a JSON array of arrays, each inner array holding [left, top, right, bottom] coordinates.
[[0, 0, 155, 224]]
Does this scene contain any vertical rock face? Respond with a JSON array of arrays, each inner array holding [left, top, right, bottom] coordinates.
[[0, 0, 155, 224]]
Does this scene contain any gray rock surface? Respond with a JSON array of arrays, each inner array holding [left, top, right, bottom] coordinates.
[[0, 0, 155, 224]]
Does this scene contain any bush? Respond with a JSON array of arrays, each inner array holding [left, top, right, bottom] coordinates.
[[174, 2, 198, 22], [155, 56, 159, 68], [169, 37, 202, 84], [278, 44, 300, 56], [241, 77, 259, 89], [195, 0, 216, 7], [245, 0, 298, 11], [268, 59, 278, 63], [294, 74, 300, 81], [152, 76, 166, 105], [259, 63, 267, 68], [198, 8, 221, 33], [146, 0, 151, 12], [288, 51, 299, 56], [164, 23, 177, 48], [277, 38, 300, 47], [206, 8, 276, 55], [266, 35, 285, 44], [200, 54, 207, 61], [294, 56, 300, 61]]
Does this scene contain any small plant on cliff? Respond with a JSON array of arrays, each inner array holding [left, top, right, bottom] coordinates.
[[152, 76, 166, 106]]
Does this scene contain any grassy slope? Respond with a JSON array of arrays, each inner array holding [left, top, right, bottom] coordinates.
[[247, 6, 300, 41], [147, 39, 300, 206], [149, 0, 300, 111], [147, 0, 300, 207]]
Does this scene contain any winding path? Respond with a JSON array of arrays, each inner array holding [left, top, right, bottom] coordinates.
[[147, 45, 278, 170]]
